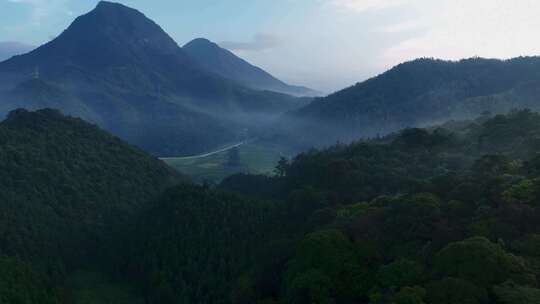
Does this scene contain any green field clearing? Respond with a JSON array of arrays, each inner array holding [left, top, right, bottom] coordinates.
[[163, 143, 283, 183]]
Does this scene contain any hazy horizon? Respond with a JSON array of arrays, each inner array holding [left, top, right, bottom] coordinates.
[[1, 0, 539, 93]]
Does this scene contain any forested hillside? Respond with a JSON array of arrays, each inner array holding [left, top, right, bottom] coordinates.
[[0, 108, 181, 301], [5, 108, 540, 304], [217, 110, 540, 303], [278, 57, 540, 150]]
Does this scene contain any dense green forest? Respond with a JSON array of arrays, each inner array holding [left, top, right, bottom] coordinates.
[[0, 109, 181, 302], [216, 110, 540, 303], [5, 109, 540, 304]]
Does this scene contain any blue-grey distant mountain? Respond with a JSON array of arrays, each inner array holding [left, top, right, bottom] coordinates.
[[0, 1, 305, 156], [0, 41, 34, 62], [278, 57, 540, 149], [183, 38, 321, 97]]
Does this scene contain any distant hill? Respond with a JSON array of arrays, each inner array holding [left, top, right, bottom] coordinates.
[[0, 1, 304, 156], [0, 108, 181, 272], [278, 57, 540, 149], [183, 38, 321, 97]]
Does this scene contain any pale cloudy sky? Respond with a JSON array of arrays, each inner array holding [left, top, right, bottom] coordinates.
[[0, 0, 539, 92]]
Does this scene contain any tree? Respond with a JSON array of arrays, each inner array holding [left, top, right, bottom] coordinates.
[[377, 259, 424, 289], [503, 179, 538, 205], [434, 237, 536, 288], [286, 269, 334, 304], [225, 147, 242, 169], [493, 281, 540, 304], [472, 155, 512, 177], [393, 286, 426, 304], [275, 156, 290, 177], [0, 257, 59, 304], [285, 230, 371, 303], [426, 278, 488, 304]]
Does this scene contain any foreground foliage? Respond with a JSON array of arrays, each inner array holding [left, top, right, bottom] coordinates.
[[216, 110, 540, 303], [6, 109, 540, 304]]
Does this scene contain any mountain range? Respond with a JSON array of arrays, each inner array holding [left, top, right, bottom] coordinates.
[[0, 1, 309, 156], [3, 1, 540, 157]]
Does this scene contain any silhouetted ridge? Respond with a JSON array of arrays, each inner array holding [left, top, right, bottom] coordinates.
[[185, 38, 218, 48], [3, 108, 82, 131], [95, 0, 130, 10], [183, 37, 321, 96]]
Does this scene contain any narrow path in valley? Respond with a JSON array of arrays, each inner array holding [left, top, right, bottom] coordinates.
[[159, 141, 247, 161]]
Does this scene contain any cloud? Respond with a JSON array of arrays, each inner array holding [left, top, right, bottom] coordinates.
[[379, 19, 424, 33], [381, 0, 540, 68], [328, 0, 409, 13], [220, 33, 282, 52], [7, 0, 71, 25], [0, 41, 34, 61]]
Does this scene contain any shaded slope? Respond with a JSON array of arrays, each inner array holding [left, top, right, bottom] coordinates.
[[184, 38, 320, 97]]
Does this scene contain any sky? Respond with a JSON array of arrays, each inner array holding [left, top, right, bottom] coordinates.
[[1, 0, 540, 93]]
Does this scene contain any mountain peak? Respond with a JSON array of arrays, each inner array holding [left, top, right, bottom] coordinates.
[[184, 38, 219, 49], [95, 0, 126, 9], [77, 1, 169, 38], [0, 0, 182, 70], [90, 0, 152, 21]]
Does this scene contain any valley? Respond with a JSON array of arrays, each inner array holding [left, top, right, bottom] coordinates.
[[162, 142, 283, 183]]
